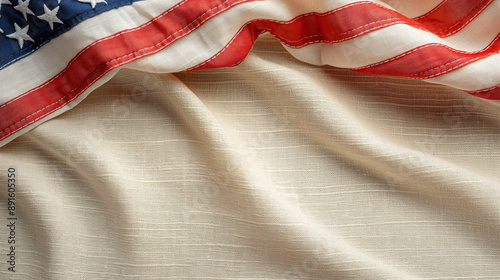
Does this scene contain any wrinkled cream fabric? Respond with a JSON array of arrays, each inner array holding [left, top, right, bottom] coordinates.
[[1, 35, 499, 279]]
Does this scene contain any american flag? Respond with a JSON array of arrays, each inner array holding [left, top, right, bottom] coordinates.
[[0, 0, 499, 147]]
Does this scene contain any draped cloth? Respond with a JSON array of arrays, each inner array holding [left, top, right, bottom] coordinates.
[[0, 0, 499, 278]]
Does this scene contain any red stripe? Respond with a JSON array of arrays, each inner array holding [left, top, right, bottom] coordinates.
[[414, 0, 494, 37], [0, 0, 254, 141], [352, 33, 500, 79], [468, 85, 500, 100]]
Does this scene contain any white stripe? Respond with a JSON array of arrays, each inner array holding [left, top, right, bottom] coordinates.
[[426, 53, 500, 91], [444, 0, 500, 43], [286, 24, 498, 70], [378, 0, 443, 18]]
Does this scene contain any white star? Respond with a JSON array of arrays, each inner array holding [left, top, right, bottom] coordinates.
[[0, 0, 12, 10], [37, 4, 63, 30], [78, 0, 107, 9], [14, 0, 34, 20], [6, 23, 34, 49]]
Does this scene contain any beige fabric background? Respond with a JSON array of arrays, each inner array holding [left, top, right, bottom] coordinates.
[[1, 35, 499, 279]]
